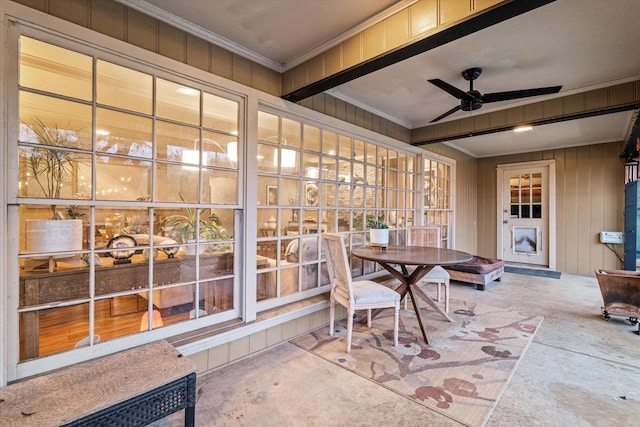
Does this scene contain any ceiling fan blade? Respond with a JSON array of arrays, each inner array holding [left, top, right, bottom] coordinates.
[[428, 79, 475, 101], [482, 85, 562, 103], [430, 105, 462, 123]]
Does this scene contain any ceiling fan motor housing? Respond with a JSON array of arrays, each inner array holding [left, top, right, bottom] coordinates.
[[462, 90, 483, 111]]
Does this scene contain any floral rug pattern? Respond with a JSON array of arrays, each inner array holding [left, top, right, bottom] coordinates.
[[292, 300, 543, 426]]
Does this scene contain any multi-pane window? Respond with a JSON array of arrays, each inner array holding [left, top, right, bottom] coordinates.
[[16, 37, 240, 361], [255, 111, 417, 306], [509, 173, 543, 219], [424, 158, 453, 248]]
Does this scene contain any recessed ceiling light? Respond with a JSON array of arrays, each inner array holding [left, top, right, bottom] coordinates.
[[513, 125, 533, 133], [96, 129, 110, 135]]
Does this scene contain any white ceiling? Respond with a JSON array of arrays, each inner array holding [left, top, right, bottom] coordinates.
[[123, 0, 640, 158]]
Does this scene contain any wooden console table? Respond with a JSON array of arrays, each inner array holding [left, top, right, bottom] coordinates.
[[0, 340, 196, 426], [19, 252, 234, 360]]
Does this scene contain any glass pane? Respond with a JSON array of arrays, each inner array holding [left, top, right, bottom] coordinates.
[[20, 92, 92, 151], [203, 92, 238, 134], [156, 121, 199, 164], [338, 135, 351, 158], [323, 130, 337, 155], [302, 153, 320, 179], [281, 177, 300, 206], [303, 124, 320, 151], [258, 111, 279, 141], [532, 204, 542, 218], [155, 162, 199, 203], [258, 176, 278, 206], [522, 189, 531, 203], [156, 78, 200, 125], [203, 169, 238, 204], [276, 147, 300, 176], [96, 108, 153, 158], [282, 118, 301, 147], [322, 183, 336, 207], [18, 146, 91, 200], [96, 155, 151, 201], [353, 139, 365, 160], [257, 142, 278, 173], [203, 132, 238, 169], [321, 156, 337, 181], [20, 36, 92, 101], [97, 60, 152, 114], [521, 204, 531, 218]]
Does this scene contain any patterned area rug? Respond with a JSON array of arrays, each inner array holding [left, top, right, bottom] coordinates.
[[292, 300, 543, 427]]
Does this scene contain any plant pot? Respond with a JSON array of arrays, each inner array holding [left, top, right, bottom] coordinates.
[[369, 228, 389, 247], [25, 219, 83, 254], [185, 239, 207, 256]]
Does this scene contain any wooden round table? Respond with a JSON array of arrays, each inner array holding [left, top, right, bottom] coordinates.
[[352, 246, 473, 344]]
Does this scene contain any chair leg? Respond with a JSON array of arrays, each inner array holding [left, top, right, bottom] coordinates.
[[329, 299, 335, 336], [347, 307, 354, 353], [393, 303, 399, 347], [444, 279, 450, 313], [367, 309, 372, 328], [436, 281, 442, 302]]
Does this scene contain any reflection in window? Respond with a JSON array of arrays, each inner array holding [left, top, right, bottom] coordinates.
[[15, 36, 241, 362]]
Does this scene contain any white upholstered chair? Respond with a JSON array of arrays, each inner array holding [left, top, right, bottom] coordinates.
[[322, 233, 400, 353], [406, 226, 451, 313]]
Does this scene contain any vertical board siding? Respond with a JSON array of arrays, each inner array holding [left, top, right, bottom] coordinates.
[[474, 143, 624, 276]]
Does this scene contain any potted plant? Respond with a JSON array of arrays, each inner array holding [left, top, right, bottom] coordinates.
[[164, 193, 232, 255], [367, 216, 389, 248], [22, 118, 83, 269]]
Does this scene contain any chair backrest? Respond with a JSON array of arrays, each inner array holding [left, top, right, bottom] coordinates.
[[322, 233, 353, 301], [407, 226, 441, 248]]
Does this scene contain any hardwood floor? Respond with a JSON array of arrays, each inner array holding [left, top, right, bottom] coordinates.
[[37, 296, 192, 357]]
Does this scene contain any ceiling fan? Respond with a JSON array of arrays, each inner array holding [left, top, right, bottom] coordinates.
[[428, 67, 562, 123]]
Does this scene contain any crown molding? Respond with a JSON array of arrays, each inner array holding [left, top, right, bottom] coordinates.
[[116, 0, 284, 72]]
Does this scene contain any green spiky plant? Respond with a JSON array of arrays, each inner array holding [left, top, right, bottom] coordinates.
[[164, 193, 231, 244], [23, 118, 80, 219]]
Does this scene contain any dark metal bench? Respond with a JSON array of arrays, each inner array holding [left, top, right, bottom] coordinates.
[[0, 340, 196, 426]]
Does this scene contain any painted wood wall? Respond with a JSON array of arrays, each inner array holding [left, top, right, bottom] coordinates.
[[423, 142, 625, 276]]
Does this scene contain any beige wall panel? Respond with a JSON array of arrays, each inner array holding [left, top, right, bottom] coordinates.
[[292, 64, 309, 91], [473, 113, 490, 130], [364, 110, 374, 131], [207, 343, 230, 370], [476, 0, 502, 8], [472, 142, 623, 275], [355, 107, 365, 128], [50, 0, 88, 27], [459, 117, 473, 134], [488, 110, 507, 128], [210, 44, 233, 80], [439, 0, 472, 25], [185, 33, 210, 72], [410, 0, 438, 37], [311, 93, 325, 112], [282, 70, 295, 94], [324, 45, 342, 78], [127, 8, 158, 53], [372, 114, 381, 134], [543, 98, 564, 117], [158, 21, 185, 63], [232, 54, 253, 87], [14, 0, 46, 11], [385, 9, 410, 51], [523, 103, 543, 122], [445, 120, 461, 136], [252, 65, 273, 95], [91, 0, 126, 41], [363, 22, 385, 60], [346, 103, 357, 124], [505, 107, 524, 125], [609, 82, 637, 105], [563, 93, 586, 115], [308, 55, 325, 83], [585, 88, 609, 111], [324, 94, 337, 117], [335, 98, 347, 122], [267, 68, 282, 97], [342, 34, 362, 69], [229, 335, 250, 361]]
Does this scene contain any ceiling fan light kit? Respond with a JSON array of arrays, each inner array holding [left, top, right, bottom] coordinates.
[[428, 67, 562, 123]]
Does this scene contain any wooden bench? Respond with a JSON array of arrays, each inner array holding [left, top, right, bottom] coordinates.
[[0, 340, 196, 426]]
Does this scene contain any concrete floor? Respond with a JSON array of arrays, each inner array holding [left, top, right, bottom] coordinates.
[[159, 271, 640, 426]]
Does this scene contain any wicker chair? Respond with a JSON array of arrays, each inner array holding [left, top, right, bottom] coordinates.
[[322, 233, 400, 353]]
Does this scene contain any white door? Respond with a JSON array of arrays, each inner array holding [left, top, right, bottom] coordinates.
[[497, 161, 555, 267]]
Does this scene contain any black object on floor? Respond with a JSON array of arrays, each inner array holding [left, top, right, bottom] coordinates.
[[504, 266, 561, 279]]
